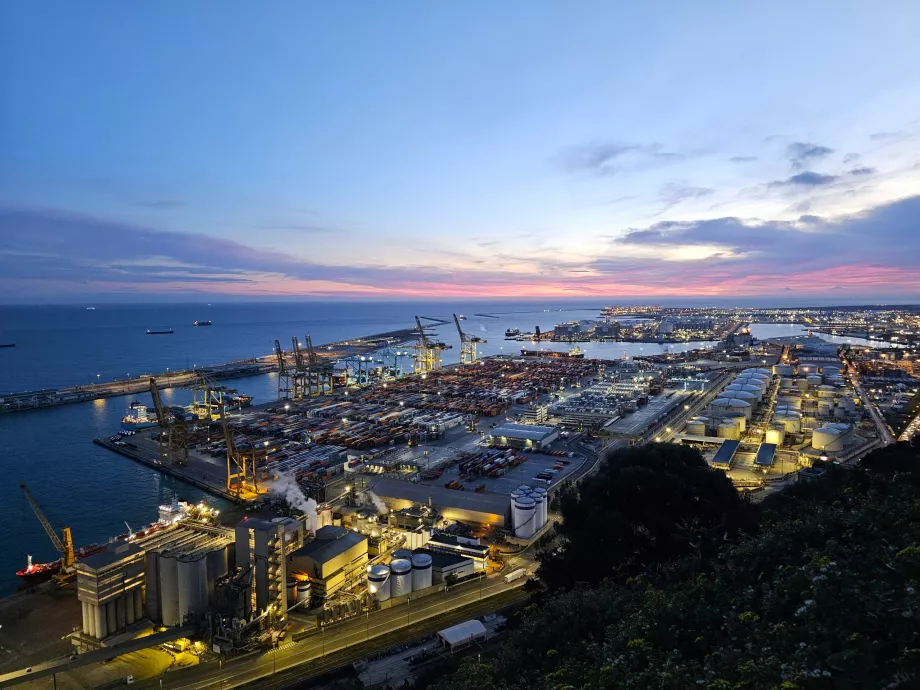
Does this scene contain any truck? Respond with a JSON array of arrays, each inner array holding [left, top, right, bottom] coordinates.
[[504, 568, 526, 584]]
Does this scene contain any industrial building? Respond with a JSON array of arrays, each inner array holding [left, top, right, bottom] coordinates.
[[488, 423, 559, 449], [76, 542, 146, 641], [437, 619, 487, 651], [235, 516, 306, 623], [414, 549, 475, 584], [426, 533, 489, 569], [369, 476, 510, 528], [287, 525, 368, 601]]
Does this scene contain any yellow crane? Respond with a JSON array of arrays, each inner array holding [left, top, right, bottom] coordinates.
[[20, 482, 75, 569], [411, 316, 451, 374], [454, 313, 486, 365], [149, 377, 190, 466]]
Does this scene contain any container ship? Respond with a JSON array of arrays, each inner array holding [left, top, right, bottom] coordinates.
[[147, 329, 174, 335], [193, 320, 212, 326], [17, 543, 108, 586], [121, 401, 159, 430], [520, 346, 585, 359]]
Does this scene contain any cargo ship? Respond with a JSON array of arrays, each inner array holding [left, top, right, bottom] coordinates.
[[193, 320, 212, 326], [505, 328, 520, 338], [0, 343, 14, 348], [147, 329, 174, 335], [16, 543, 108, 586], [121, 401, 158, 430], [520, 346, 585, 359]]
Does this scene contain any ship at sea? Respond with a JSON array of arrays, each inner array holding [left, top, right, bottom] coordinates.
[[147, 328, 174, 335], [121, 401, 159, 430], [193, 320, 212, 326], [520, 346, 585, 359], [16, 543, 108, 586], [0, 343, 14, 348], [505, 328, 521, 338]]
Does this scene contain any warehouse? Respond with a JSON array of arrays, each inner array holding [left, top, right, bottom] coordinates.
[[415, 549, 476, 584], [369, 476, 511, 528], [437, 619, 487, 651], [288, 525, 368, 600], [488, 423, 559, 449], [426, 533, 489, 570]]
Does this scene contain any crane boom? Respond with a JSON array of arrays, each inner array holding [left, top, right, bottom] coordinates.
[[453, 313, 465, 340], [274, 340, 287, 374], [415, 316, 430, 348], [20, 483, 74, 566], [149, 377, 168, 428]]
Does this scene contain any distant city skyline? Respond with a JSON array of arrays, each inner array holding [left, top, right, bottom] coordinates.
[[2, 1, 919, 303]]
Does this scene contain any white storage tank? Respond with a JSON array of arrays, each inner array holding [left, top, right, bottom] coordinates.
[[367, 565, 390, 601], [390, 558, 413, 597], [717, 422, 740, 440], [799, 364, 818, 375], [296, 580, 311, 605], [812, 426, 845, 452], [777, 397, 801, 409], [177, 556, 208, 623], [806, 375, 823, 388], [533, 494, 546, 530], [722, 390, 759, 403], [765, 424, 786, 446], [745, 368, 771, 375], [796, 378, 808, 392], [711, 398, 752, 420], [685, 418, 707, 435], [828, 423, 854, 446], [532, 486, 548, 525], [822, 365, 841, 379], [818, 385, 835, 399], [411, 553, 433, 591], [775, 412, 802, 434], [159, 554, 180, 627], [773, 364, 794, 376], [512, 495, 538, 540], [780, 377, 796, 390], [287, 578, 297, 607]]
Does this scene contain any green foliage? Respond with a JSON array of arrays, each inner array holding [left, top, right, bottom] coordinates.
[[432, 442, 920, 690]]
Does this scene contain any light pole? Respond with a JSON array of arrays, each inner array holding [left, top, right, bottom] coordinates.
[[407, 596, 411, 625]]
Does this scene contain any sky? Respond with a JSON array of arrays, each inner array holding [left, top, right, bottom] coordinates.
[[1, 1, 919, 304]]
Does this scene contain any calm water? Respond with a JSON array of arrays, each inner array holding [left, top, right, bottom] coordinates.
[[0, 301, 717, 595], [747, 322, 894, 348]]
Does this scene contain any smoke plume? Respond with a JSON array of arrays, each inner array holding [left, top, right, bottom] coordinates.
[[364, 490, 389, 515], [269, 472, 318, 533]]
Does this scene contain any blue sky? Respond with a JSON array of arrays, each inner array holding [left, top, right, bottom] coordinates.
[[2, 1, 919, 302]]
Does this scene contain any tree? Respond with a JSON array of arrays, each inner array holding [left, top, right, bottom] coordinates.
[[537, 443, 756, 590]]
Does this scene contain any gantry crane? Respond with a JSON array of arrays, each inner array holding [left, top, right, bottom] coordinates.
[[20, 482, 75, 573], [291, 337, 308, 400], [149, 377, 189, 466], [411, 316, 451, 375], [454, 313, 486, 365], [274, 339, 295, 400], [220, 404, 266, 499], [305, 335, 334, 395], [190, 371, 236, 421]]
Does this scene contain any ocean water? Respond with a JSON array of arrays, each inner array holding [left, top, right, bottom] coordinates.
[[0, 300, 717, 595]]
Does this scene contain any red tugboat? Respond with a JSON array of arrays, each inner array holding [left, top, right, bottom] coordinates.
[[16, 554, 63, 585]]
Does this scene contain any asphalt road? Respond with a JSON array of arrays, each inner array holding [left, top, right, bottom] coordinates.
[[852, 374, 894, 446], [132, 576, 526, 690]]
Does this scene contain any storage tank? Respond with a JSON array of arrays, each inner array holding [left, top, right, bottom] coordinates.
[[717, 422, 740, 440], [722, 390, 759, 403], [532, 487, 548, 525], [206, 546, 229, 604], [828, 423, 854, 446], [392, 549, 413, 561], [775, 412, 802, 434], [745, 368, 771, 375], [817, 385, 835, 399], [799, 364, 818, 375], [296, 580, 312, 605], [719, 398, 751, 420], [177, 556, 207, 622], [685, 418, 706, 435], [411, 553, 433, 591], [812, 426, 844, 452], [773, 364, 794, 376], [390, 558, 413, 597], [806, 375, 823, 388], [286, 578, 296, 606], [765, 424, 786, 446], [533, 495, 546, 530], [796, 378, 808, 392], [780, 377, 796, 389], [368, 565, 390, 601], [822, 365, 841, 379], [777, 397, 801, 409], [159, 554, 180, 627], [512, 495, 537, 540]]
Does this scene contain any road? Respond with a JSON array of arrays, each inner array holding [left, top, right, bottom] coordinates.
[[852, 373, 894, 446], [131, 576, 527, 690]]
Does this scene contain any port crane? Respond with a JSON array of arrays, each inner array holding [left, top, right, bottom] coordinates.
[[305, 335, 334, 395], [290, 336, 308, 400], [149, 377, 190, 466], [411, 316, 451, 375], [20, 482, 75, 577], [275, 339, 295, 400], [454, 313, 485, 365], [220, 404, 266, 499]]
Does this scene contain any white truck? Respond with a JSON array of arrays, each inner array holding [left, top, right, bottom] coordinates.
[[503, 568, 526, 584]]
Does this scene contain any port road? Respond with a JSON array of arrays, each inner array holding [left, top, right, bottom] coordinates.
[[131, 576, 527, 690]]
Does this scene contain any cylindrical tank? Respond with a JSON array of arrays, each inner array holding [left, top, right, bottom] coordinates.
[[745, 368, 771, 375], [206, 546, 229, 604], [822, 365, 841, 378], [717, 422, 740, 440], [685, 418, 706, 435], [296, 580, 312, 605], [806, 375, 823, 388], [818, 385, 835, 399], [722, 390, 759, 403], [392, 549, 413, 561], [512, 495, 537, 540], [829, 423, 854, 446], [159, 554, 180, 627], [411, 553, 433, 591], [145, 551, 160, 623], [286, 579, 297, 607], [796, 378, 808, 392], [778, 397, 801, 409], [775, 412, 802, 434], [368, 565, 390, 601], [812, 426, 844, 451], [765, 424, 786, 446], [773, 364, 794, 376], [177, 556, 207, 622], [799, 364, 818, 375], [390, 558, 412, 597], [532, 486, 548, 525], [532, 495, 546, 530]]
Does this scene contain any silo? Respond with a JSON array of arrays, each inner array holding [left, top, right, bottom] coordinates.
[[532, 487, 548, 524], [796, 378, 808, 392], [206, 546, 229, 604], [717, 422, 740, 440], [773, 364, 794, 376], [533, 495, 546, 530], [177, 556, 207, 622], [411, 553, 433, 591], [513, 496, 537, 539], [159, 554, 180, 627], [812, 426, 844, 452], [286, 579, 297, 607], [393, 549, 413, 561], [296, 580, 312, 605], [390, 558, 413, 597], [685, 418, 706, 435], [144, 551, 160, 622], [806, 375, 823, 388], [765, 424, 786, 446], [368, 565, 390, 601]]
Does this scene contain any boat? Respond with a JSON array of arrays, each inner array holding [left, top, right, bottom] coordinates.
[[458, 315, 467, 320], [520, 347, 585, 359], [147, 329, 174, 335], [0, 343, 14, 348], [505, 328, 521, 338], [228, 393, 253, 409], [122, 401, 158, 430], [193, 320, 212, 326], [16, 542, 107, 586], [86, 307, 96, 310]]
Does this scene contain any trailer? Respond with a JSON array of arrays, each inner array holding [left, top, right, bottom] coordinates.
[[504, 568, 526, 583]]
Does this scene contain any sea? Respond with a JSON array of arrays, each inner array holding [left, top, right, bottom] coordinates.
[[0, 302, 882, 596]]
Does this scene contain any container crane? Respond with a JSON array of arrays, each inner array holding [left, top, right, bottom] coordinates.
[[220, 404, 265, 499], [275, 339, 294, 400], [454, 313, 485, 365], [305, 335, 334, 395], [149, 377, 189, 466], [290, 337, 308, 400], [20, 482, 75, 569], [411, 316, 451, 375]]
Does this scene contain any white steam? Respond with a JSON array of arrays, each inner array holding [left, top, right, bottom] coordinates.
[[364, 490, 388, 515], [269, 472, 318, 533]]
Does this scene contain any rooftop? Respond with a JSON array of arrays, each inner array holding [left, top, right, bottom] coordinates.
[[369, 476, 510, 517], [76, 541, 142, 571], [755, 443, 777, 467], [293, 528, 366, 565], [413, 548, 472, 569], [712, 439, 741, 467], [438, 619, 487, 646], [489, 423, 557, 441]]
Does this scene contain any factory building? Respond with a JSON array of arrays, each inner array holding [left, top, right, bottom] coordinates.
[[554, 322, 581, 338], [415, 549, 476, 584], [370, 476, 510, 528], [76, 542, 146, 641], [138, 523, 234, 627], [287, 525, 368, 601], [488, 423, 559, 449], [235, 516, 306, 623], [426, 533, 489, 570]]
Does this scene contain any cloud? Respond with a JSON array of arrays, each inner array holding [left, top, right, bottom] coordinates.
[[728, 156, 757, 163], [849, 166, 877, 176], [786, 142, 834, 170], [135, 199, 184, 209], [658, 183, 714, 211], [843, 153, 861, 164], [869, 131, 906, 142], [556, 141, 690, 177], [259, 224, 336, 233], [768, 171, 839, 188]]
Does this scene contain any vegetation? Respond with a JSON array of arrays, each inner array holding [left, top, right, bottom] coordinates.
[[431, 439, 920, 690]]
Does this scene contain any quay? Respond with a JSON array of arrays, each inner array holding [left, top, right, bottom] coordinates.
[[0, 326, 421, 415]]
